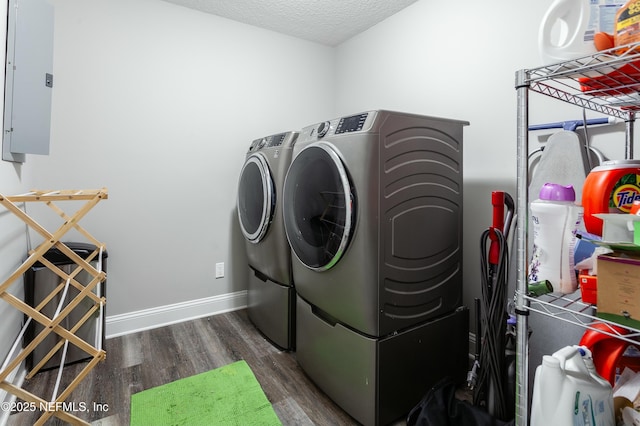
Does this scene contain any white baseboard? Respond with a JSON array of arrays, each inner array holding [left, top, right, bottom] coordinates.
[[105, 291, 247, 339]]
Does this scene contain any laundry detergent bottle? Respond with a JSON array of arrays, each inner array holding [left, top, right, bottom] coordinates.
[[539, 0, 625, 64], [531, 345, 614, 426], [582, 159, 640, 236], [529, 183, 583, 294]]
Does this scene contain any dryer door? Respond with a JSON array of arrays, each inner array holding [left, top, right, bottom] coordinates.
[[237, 153, 275, 243], [283, 142, 355, 271]]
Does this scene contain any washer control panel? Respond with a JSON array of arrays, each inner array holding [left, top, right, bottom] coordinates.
[[247, 132, 291, 152], [267, 133, 287, 147]]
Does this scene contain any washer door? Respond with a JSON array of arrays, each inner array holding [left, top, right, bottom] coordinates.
[[283, 142, 355, 271], [237, 153, 275, 243]]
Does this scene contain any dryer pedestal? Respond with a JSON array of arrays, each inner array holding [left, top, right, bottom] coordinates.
[[247, 267, 295, 350], [296, 296, 468, 426]]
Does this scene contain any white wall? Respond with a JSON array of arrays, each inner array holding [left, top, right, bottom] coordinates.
[[20, 0, 335, 333]]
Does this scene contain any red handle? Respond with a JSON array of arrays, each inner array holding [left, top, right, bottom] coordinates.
[[489, 191, 505, 265]]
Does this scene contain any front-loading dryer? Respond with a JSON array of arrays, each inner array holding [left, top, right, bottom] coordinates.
[[283, 110, 468, 336], [237, 131, 297, 350], [282, 110, 470, 425]]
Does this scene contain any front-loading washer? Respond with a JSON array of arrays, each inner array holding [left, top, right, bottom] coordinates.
[[282, 110, 470, 425], [237, 131, 297, 350]]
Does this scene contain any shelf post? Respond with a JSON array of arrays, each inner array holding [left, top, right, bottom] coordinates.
[[625, 112, 635, 160], [514, 69, 530, 426]]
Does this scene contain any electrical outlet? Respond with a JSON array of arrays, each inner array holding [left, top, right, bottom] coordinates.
[[215, 262, 224, 278]]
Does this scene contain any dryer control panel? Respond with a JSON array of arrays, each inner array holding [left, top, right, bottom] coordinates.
[[299, 110, 379, 143], [335, 113, 368, 134]]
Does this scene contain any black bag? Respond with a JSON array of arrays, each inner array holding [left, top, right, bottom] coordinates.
[[407, 378, 515, 426]]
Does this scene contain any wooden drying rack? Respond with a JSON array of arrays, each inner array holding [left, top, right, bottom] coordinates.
[[0, 188, 108, 425]]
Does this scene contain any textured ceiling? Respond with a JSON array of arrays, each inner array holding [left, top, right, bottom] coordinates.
[[160, 0, 419, 46]]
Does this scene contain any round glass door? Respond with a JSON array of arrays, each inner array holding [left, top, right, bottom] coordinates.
[[283, 142, 355, 271], [237, 153, 274, 243]]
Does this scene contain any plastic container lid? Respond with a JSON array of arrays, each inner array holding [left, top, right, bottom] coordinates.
[[591, 159, 640, 172], [539, 183, 576, 201]]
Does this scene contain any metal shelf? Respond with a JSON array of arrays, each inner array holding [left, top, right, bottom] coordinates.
[[514, 42, 640, 426], [525, 292, 640, 345], [524, 41, 640, 118]]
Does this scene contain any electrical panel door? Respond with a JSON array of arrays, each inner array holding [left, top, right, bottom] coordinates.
[[2, 0, 54, 162]]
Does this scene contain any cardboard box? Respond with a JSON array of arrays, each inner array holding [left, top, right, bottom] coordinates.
[[597, 252, 640, 329]]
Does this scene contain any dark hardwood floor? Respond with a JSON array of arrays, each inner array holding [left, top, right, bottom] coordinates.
[[7, 309, 401, 425]]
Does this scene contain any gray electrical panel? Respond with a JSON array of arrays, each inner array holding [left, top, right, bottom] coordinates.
[[2, 0, 54, 163]]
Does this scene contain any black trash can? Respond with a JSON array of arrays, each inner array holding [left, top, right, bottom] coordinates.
[[24, 242, 107, 371]]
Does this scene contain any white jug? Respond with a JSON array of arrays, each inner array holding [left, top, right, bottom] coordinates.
[[531, 345, 614, 426], [539, 0, 624, 64]]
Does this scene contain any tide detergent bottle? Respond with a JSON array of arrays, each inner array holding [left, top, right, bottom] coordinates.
[[582, 160, 640, 236]]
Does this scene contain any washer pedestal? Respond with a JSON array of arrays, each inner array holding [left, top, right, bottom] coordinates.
[[247, 267, 295, 350], [296, 296, 468, 426]]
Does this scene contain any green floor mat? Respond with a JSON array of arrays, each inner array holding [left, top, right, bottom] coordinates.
[[130, 360, 282, 425]]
